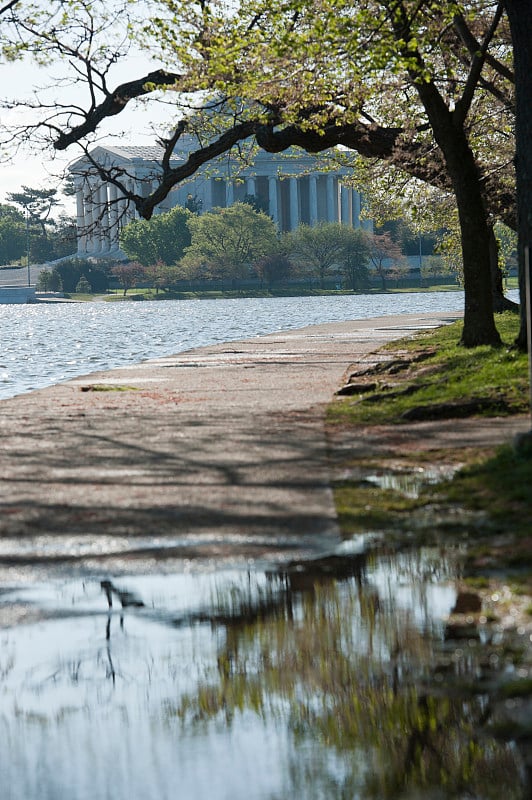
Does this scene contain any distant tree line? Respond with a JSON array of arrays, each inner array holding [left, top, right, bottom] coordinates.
[[113, 201, 443, 295], [0, 186, 77, 265], [35, 197, 511, 297]]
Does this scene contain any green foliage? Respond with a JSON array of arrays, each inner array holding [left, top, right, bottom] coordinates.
[[0, 212, 26, 264], [145, 262, 185, 292], [75, 275, 92, 293], [494, 222, 517, 275], [368, 230, 407, 290], [0, 203, 24, 222], [0, 201, 75, 265], [7, 185, 60, 237], [36, 268, 62, 292], [420, 254, 455, 281], [184, 194, 203, 213], [30, 235, 56, 262], [111, 261, 147, 295], [342, 227, 371, 290], [287, 222, 369, 289], [54, 258, 111, 293], [435, 226, 464, 284], [378, 218, 438, 256], [50, 217, 77, 260], [120, 206, 192, 266], [183, 202, 279, 280], [254, 252, 292, 286]]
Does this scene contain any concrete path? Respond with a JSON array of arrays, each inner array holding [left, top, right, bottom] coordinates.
[[0, 310, 525, 575]]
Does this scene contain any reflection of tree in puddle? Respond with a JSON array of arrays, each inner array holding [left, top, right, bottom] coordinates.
[[174, 550, 527, 799]]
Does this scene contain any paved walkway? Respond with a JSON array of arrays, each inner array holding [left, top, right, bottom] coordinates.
[[0, 311, 527, 575]]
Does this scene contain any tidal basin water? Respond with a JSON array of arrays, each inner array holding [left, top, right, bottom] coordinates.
[[0, 290, 528, 799], [0, 291, 473, 400]]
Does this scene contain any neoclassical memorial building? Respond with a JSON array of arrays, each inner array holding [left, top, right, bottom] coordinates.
[[69, 140, 371, 258]]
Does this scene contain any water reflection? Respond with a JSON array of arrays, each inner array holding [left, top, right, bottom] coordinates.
[[0, 546, 528, 799]]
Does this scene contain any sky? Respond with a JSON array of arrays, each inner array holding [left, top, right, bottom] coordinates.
[[0, 47, 173, 215]]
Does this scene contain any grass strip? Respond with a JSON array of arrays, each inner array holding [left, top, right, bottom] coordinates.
[[328, 311, 532, 577]]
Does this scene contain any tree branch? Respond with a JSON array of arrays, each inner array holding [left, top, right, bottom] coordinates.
[[137, 120, 261, 219], [453, 7, 514, 84], [454, 1, 506, 125], [0, 0, 19, 15], [53, 69, 181, 150]]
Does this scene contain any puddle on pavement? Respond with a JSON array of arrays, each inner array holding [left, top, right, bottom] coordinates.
[[0, 542, 530, 800], [360, 466, 458, 499]]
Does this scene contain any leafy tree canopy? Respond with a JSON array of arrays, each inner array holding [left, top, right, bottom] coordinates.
[[183, 202, 279, 280], [120, 205, 192, 266], [287, 222, 368, 289]]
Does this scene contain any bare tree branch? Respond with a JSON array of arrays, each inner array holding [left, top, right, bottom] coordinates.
[[0, 0, 19, 14], [453, 8, 514, 84], [454, 1, 506, 124], [53, 69, 181, 150]]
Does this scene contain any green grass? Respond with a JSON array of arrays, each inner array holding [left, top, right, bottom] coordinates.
[[328, 313, 529, 426], [436, 444, 532, 539], [328, 312, 532, 576], [80, 384, 138, 392], [64, 283, 462, 302]]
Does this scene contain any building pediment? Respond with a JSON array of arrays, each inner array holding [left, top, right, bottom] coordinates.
[[68, 145, 183, 177]]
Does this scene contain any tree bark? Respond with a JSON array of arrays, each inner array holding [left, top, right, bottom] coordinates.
[[450, 136, 501, 345], [388, 0, 501, 346], [503, 0, 532, 350], [411, 90, 501, 345], [489, 225, 520, 313]]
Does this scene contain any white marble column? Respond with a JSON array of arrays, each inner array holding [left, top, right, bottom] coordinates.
[[360, 193, 373, 233], [225, 179, 234, 207], [108, 184, 120, 250], [352, 191, 361, 228], [341, 183, 350, 226], [204, 178, 214, 212], [289, 177, 299, 230], [83, 182, 95, 254], [91, 181, 102, 255], [309, 176, 318, 226], [75, 182, 86, 253], [124, 179, 136, 225], [326, 175, 336, 222], [99, 183, 111, 252], [268, 177, 279, 226], [246, 177, 256, 197]]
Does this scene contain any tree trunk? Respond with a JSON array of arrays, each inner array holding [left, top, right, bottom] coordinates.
[[385, 1, 501, 346], [447, 135, 501, 345], [412, 88, 501, 345], [503, 0, 532, 350], [489, 224, 520, 313]]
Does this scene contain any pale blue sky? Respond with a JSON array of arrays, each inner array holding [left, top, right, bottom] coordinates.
[[1, 48, 174, 214]]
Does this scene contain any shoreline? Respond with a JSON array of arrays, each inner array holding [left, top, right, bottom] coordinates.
[[0, 311, 471, 572]]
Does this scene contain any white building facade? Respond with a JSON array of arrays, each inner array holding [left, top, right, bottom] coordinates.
[[69, 142, 371, 258]]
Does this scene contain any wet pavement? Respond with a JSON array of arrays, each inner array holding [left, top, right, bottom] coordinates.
[[1, 311, 531, 800], [0, 312, 471, 569]]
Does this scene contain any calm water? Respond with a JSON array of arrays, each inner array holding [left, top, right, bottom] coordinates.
[[0, 290, 528, 799], [0, 291, 473, 400], [0, 549, 528, 800]]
